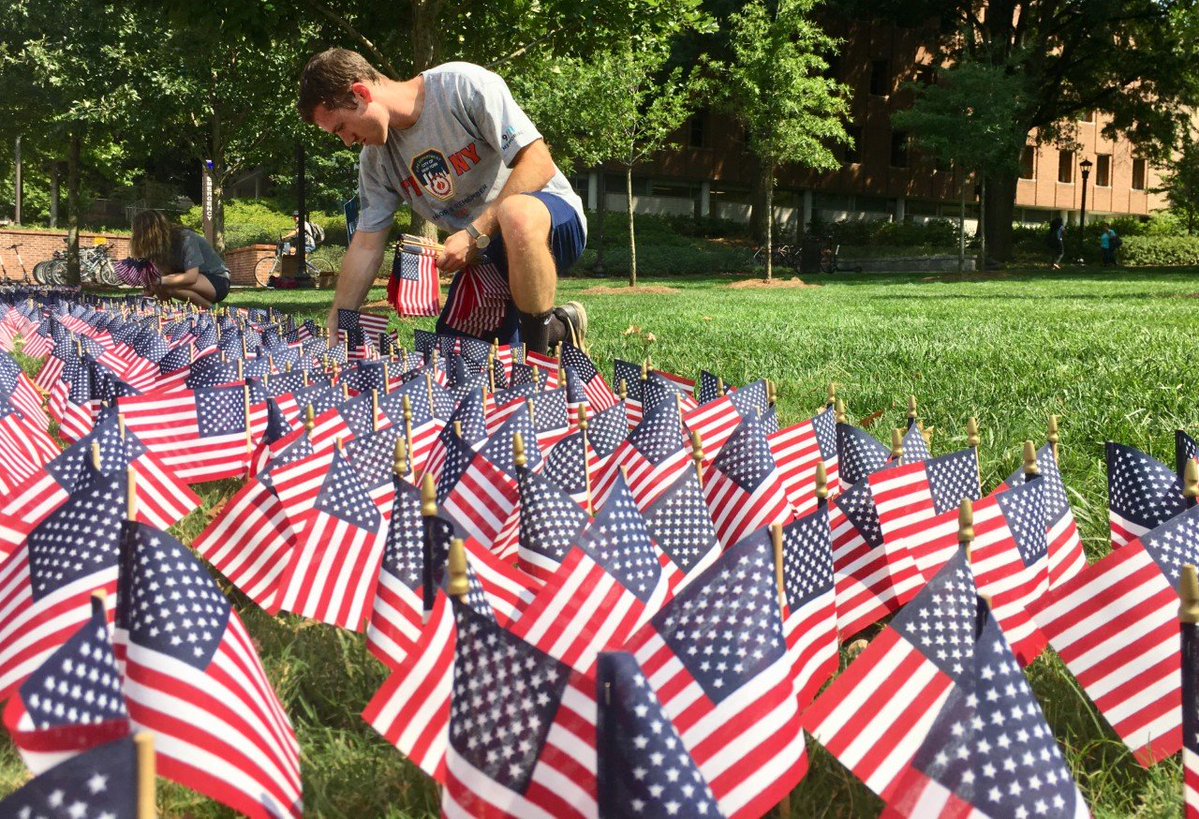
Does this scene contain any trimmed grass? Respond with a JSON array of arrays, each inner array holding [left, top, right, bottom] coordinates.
[[4, 267, 1198, 817]]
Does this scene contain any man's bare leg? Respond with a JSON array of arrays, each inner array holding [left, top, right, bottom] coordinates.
[[498, 194, 570, 354]]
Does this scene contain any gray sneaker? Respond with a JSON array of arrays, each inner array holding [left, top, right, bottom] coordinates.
[[554, 301, 588, 349]]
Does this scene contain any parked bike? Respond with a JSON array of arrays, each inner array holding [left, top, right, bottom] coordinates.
[[33, 239, 119, 286], [2, 244, 32, 284]]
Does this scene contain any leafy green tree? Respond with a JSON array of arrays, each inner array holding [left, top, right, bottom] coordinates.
[[722, 0, 851, 280], [1158, 131, 1199, 235], [893, 59, 1028, 271], [834, 0, 1199, 261]]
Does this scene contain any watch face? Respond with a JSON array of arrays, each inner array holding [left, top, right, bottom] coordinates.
[[475, 233, 490, 250]]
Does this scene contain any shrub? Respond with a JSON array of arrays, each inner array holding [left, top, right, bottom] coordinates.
[[182, 199, 412, 249], [1120, 235, 1199, 266]]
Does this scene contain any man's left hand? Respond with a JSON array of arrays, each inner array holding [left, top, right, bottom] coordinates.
[[437, 230, 478, 274]]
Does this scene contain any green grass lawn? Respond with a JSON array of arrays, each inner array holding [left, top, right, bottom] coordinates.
[[3, 267, 1198, 817]]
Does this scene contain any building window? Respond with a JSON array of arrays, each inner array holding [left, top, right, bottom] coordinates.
[[1132, 157, 1147, 190], [845, 126, 861, 164], [689, 113, 706, 148], [1058, 150, 1075, 183], [1095, 154, 1111, 187], [1079, 110, 1095, 123], [890, 131, 909, 168], [1019, 146, 1036, 180], [870, 60, 890, 96]]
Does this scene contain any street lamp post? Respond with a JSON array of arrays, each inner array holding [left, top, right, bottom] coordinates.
[[1078, 157, 1093, 262]]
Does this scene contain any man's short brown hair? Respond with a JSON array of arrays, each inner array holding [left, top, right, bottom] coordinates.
[[298, 48, 383, 123]]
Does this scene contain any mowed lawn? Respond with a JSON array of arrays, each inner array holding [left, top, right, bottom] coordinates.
[[3, 268, 1198, 817]]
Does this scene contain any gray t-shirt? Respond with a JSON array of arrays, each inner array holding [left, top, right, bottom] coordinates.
[[173, 229, 229, 279], [356, 62, 585, 237]]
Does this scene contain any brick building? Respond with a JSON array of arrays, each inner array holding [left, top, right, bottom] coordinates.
[[580, 18, 1167, 236]]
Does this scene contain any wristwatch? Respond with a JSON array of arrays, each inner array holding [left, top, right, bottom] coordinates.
[[465, 223, 490, 250]]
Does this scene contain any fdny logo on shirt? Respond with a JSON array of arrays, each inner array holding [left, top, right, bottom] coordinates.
[[411, 150, 455, 201]]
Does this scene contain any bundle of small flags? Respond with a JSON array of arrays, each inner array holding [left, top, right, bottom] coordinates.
[[113, 258, 161, 289], [2, 286, 1199, 819]]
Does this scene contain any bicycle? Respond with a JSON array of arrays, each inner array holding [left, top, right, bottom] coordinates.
[[34, 240, 119, 286], [816, 239, 863, 274], [254, 236, 333, 287], [753, 243, 801, 273]]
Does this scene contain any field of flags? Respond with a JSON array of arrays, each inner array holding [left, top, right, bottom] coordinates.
[[0, 286, 1198, 817]]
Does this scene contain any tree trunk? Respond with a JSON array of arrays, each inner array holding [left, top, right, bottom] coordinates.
[[983, 170, 1018, 263], [410, 0, 441, 241], [958, 178, 966, 275], [979, 176, 986, 268], [626, 166, 637, 288], [593, 170, 606, 274], [66, 131, 81, 286], [211, 113, 226, 253], [50, 162, 60, 229], [762, 160, 775, 281], [750, 159, 769, 244]]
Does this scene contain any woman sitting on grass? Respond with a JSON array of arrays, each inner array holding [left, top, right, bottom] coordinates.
[[129, 210, 230, 308]]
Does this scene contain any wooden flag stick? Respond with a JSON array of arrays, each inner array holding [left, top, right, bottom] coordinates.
[[526, 397, 536, 428], [827, 383, 837, 409], [770, 524, 787, 612], [488, 352, 496, 393], [243, 383, 253, 455], [425, 371, 435, 414], [371, 389, 380, 433], [1185, 459, 1199, 509], [1023, 440, 1041, 481], [717, 375, 725, 396], [1048, 414, 1061, 464], [815, 462, 829, 504], [1180, 564, 1199, 623], [691, 431, 705, 489], [305, 404, 316, 438], [618, 379, 629, 402], [403, 396, 415, 470], [959, 498, 974, 561], [135, 731, 157, 819], [453, 420, 463, 439], [447, 538, 470, 602], [394, 436, 409, 480], [514, 432, 527, 470], [967, 416, 981, 489], [579, 405, 594, 517]]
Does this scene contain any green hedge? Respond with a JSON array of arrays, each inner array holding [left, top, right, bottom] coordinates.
[[1120, 235, 1199, 266], [182, 199, 412, 249]]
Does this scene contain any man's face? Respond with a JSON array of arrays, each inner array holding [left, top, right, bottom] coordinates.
[[312, 84, 388, 148]]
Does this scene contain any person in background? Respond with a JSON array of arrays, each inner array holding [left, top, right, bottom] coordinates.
[[282, 211, 317, 255], [1048, 216, 1066, 270], [1100, 223, 1121, 266], [129, 210, 230, 308]]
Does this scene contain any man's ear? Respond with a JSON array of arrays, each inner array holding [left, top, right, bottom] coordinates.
[[350, 82, 373, 104]]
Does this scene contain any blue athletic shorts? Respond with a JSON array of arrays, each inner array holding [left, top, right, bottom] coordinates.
[[435, 192, 586, 345]]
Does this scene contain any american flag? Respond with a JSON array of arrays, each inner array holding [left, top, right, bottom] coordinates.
[[442, 601, 598, 819], [0, 353, 49, 429], [438, 406, 536, 550], [56, 353, 98, 445], [275, 449, 387, 630], [389, 249, 440, 317], [584, 401, 629, 460], [1107, 442, 1184, 548], [769, 405, 840, 517], [878, 600, 1088, 818], [620, 528, 808, 818], [871, 448, 980, 581], [592, 396, 690, 510], [0, 404, 62, 495], [614, 358, 646, 426], [577, 473, 680, 620], [117, 385, 270, 483], [1032, 504, 1199, 766], [1183, 565, 1199, 819], [900, 420, 931, 463], [0, 467, 123, 701], [703, 413, 794, 548], [516, 466, 591, 580], [541, 424, 601, 506], [830, 477, 922, 640], [1005, 443, 1088, 589], [778, 506, 840, 707], [596, 651, 720, 817], [0, 735, 141, 819], [697, 369, 730, 405], [641, 467, 721, 583], [529, 387, 570, 451], [419, 386, 487, 483], [562, 343, 618, 412], [442, 262, 509, 340], [192, 473, 295, 613], [368, 478, 438, 669], [643, 371, 698, 416], [2, 594, 130, 775], [968, 481, 1051, 665], [1179, 430, 1198, 483], [116, 522, 302, 818], [682, 378, 769, 462], [837, 421, 891, 489]]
